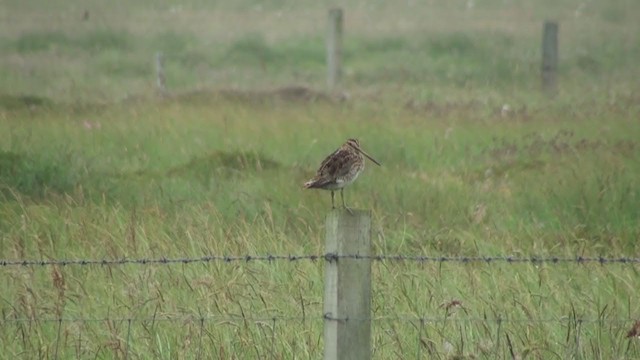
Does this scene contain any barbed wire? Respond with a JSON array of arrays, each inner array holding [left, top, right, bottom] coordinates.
[[1, 314, 636, 325], [0, 254, 639, 267]]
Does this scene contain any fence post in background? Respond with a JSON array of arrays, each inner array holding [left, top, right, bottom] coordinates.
[[541, 21, 559, 96], [324, 209, 371, 360], [155, 51, 166, 94], [327, 8, 343, 91]]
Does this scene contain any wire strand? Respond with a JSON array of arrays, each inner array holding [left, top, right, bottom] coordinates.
[[1, 314, 635, 325], [0, 254, 639, 267]]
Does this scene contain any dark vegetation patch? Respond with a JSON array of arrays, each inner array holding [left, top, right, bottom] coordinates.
[[218, 34, 325, 70], [425, 33, 482, 57], [0, 88, 333, 112], [0, 94, 52, 110], [221, 34, 277, 68], [348, 32, 523, 86], [0, 151, 76, 199], [11, 30, 131, 53], [150, 31, 194, 54], [171, 85, 335, 104], [166, 150, 281, 184], [485, 130, 637, 161], [0, 149, 283, 203], [96, 56, 152, 77], [347, 37, 410, 55], [464, 130, 638, 181], [76, 30, 132, 52], [12, 32, 72, 52], [404, 99, 484, 117]]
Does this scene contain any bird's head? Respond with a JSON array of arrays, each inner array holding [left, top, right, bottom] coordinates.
[[345, 138, 381, 166]]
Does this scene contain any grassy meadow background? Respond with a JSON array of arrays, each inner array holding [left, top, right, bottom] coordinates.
[[1, 0, 639, 358]]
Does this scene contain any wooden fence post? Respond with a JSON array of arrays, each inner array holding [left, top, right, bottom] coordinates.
[[155, 51, 166, 93], [324, 209, 372, 360], [327, 8, 343, 91], [541, 21, 559, 96]]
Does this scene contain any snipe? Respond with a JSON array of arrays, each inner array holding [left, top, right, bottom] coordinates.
[[303, 138, 380, 212]]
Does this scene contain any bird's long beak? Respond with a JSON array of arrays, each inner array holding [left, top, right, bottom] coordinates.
[[357, 148, 381, 166]]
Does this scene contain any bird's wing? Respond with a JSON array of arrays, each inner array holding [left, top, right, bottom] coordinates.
[[305, 145, 359, 189], [317, 148, 342, 174], [316, 148, 354, 178]]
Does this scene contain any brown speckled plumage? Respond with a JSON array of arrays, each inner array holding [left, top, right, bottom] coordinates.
[[304, 138, 380, 211]]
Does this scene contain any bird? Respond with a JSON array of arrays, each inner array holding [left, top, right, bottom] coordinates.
[[304, 138, 381, 213]]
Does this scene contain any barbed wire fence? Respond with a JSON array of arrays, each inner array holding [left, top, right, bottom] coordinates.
[[2, 254, 640, 267], [4, 254, 640, 322], [2, 213, 640, 358], [2, 252, 639, 358]]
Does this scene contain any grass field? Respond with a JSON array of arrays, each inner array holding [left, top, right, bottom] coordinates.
[[1, 0, 640, 359]]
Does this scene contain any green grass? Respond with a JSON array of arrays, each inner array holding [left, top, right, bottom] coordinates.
[[1, 0, 640, 358], [0, 96, 639, 358]]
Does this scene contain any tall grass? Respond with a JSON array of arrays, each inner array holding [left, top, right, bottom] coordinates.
[[0, 96, 638, 357]]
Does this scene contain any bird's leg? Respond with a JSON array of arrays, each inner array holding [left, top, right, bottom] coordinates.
[[341, 188, 353, 215], [331, 191, 335, 209]]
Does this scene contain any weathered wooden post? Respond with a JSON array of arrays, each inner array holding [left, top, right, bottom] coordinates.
[[327, 8, 343, 91], [324, 209, 372, 360], [541, 21, 559, 96], [155, 51, 166, 93]]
